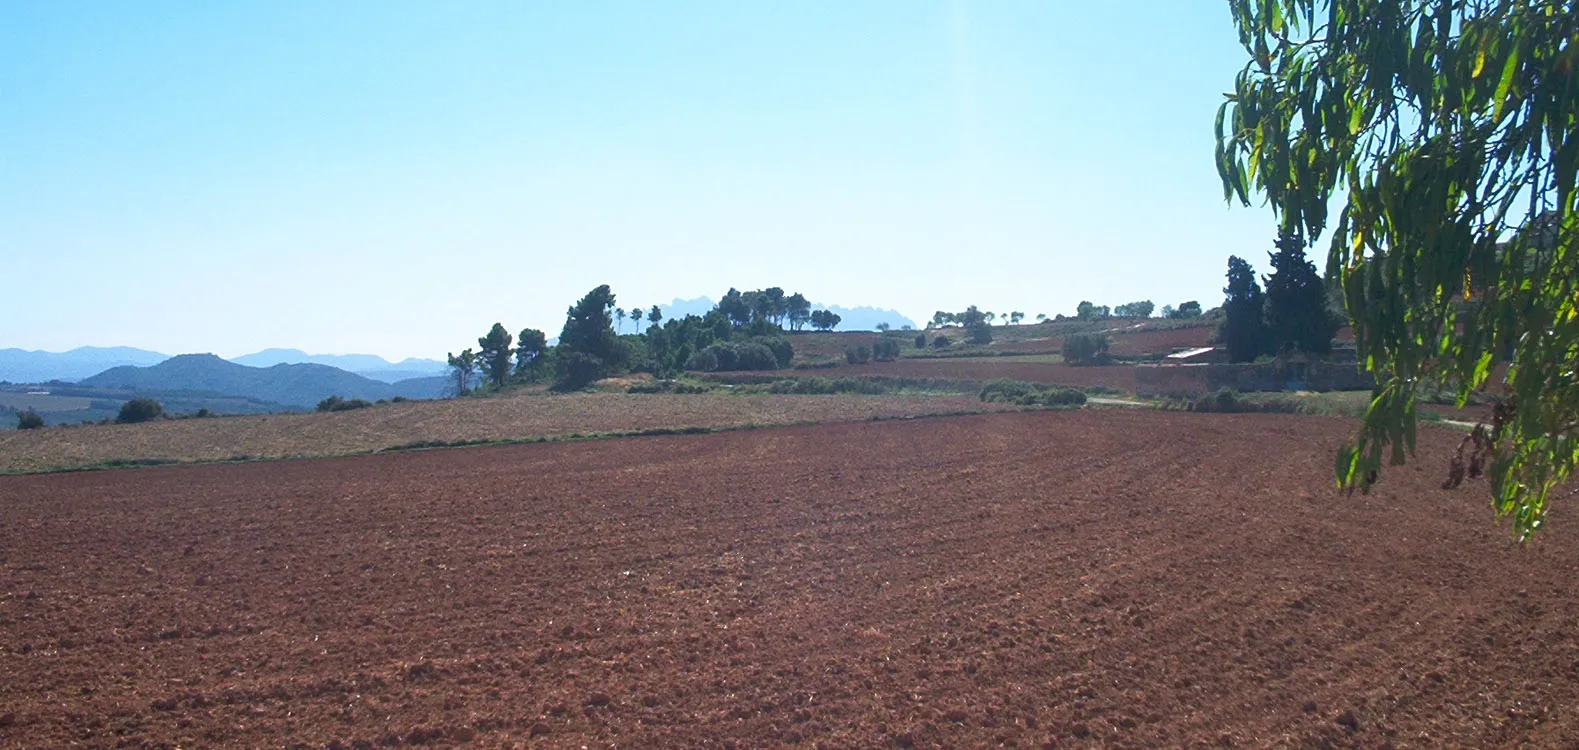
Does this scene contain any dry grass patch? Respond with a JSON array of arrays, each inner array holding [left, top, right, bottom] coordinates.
[[0, 392, 1011, 474]]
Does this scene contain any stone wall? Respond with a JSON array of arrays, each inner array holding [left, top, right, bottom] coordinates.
[[1134, 360, 1374, 396]]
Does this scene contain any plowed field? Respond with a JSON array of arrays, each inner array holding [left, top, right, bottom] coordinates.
[[3, 411, 1576, 749]]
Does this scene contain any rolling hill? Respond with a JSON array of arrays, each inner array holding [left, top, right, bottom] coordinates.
[[81, 354, 448, 408]]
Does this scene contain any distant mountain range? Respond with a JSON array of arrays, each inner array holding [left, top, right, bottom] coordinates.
[[0, 346, 169, 384], [819, 304, 919, 332], [0, 347, 446, 385], [80, 354, 448, 409], [650, 297, 917, 332], [228, 349, 446, 383], [5, 298, 908, 389]]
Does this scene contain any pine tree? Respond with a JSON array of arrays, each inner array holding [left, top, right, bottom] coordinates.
[[477, 323, 514, 388]]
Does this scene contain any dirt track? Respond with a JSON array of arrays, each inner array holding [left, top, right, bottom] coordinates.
[[2, 411, 1576, 748]]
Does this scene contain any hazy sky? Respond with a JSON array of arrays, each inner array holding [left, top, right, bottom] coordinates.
[[2, 1, 1277, 360]]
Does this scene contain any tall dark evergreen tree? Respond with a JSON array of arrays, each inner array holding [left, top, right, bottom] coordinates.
[[1221, 255, 1268, 363], [763, 287, 786, 324], [477, 323, 514, 388], [555, 285, 625, 388], [744, 291, 773, 324], [514, 328, 548, 378], [785, 293, 811, 330], [718, 288, 751, 327], [1263, 231, 1337, 354]]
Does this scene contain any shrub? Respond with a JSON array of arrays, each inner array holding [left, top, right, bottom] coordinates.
[[978, 380, 1087, 408], [629, 379, 712, 394], [709, 343, 741, 371], [872, 338, 902, 362], [685, 342, 779, 372], [845, 344, 872, 365], [768, 377, 889, 395], [1182, 387, 1303, 414], [684, 348, 720, 372], [731, 342, 780, 371], [979, 379, 1039, 403], [1062, 333, 1111, 365], [117, 398, 164, 424], [1035, 387, 1088, 407], [755, 337, 795, 369], [391, 396, 410, 403], [16, 410, 44, 430], [318, 395, 373, 412], [932, 335, 952, 349], [915, 333, 928, 349], [194, 408, 212, 418], [554, 351, 607, 391]]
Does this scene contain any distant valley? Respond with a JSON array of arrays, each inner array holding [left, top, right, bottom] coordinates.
[[0, 350, 450, 427]]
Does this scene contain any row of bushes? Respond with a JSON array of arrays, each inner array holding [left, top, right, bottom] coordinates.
[[768, 376, 894, 395], [844, 338, 903, 365], [1170, 388, 1303, 414], [316, 395, 374, 412], [683, 337, 794, 373], [978, 380, 1088, 408], [628, 379, 714, 394]]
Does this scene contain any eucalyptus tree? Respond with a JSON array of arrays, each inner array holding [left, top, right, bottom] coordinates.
[[1217, 0, 1579, 537]]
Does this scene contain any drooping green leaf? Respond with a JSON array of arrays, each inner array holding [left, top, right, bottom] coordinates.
[[1217, 0, 1579, 540]]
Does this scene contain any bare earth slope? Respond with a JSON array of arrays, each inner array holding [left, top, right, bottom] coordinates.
[[0, 393, 1002, 474], [1, 410, 1575, 748]]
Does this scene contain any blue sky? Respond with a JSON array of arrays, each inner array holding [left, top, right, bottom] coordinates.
[[1, 1, 1276, 360]]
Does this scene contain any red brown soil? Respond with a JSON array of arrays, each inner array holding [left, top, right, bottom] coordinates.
[[3, 411, 1577, 749]]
